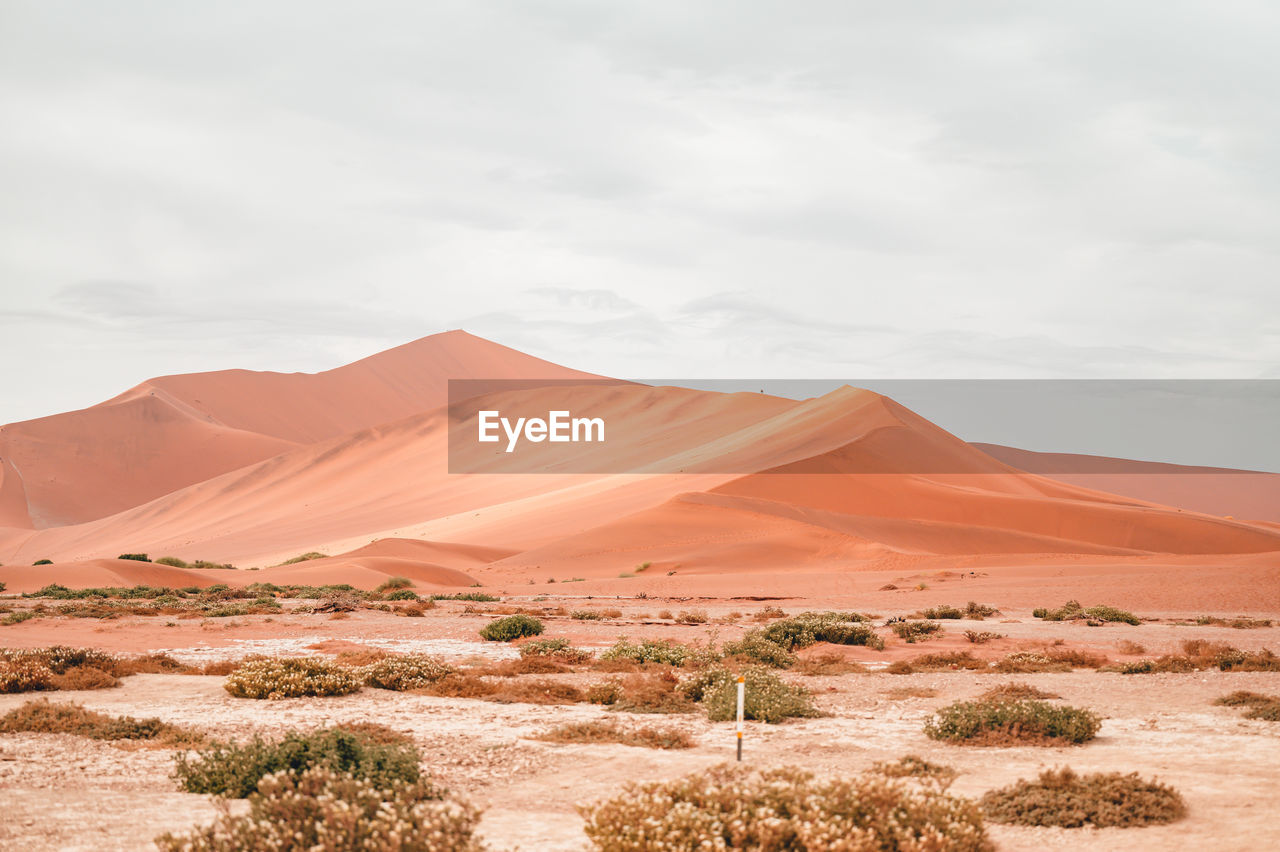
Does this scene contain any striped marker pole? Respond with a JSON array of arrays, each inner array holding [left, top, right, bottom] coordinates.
[[736, 674, 745, 762]]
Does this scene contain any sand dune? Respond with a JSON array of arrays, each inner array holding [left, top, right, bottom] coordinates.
[[974, 443, 1280, 523], [0, 456, 32, 529], [0, 558, 222, 595], [2, 336, 1275, 595], [0, 331, 597, 528]]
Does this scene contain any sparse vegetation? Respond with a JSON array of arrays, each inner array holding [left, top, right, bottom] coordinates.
[[721, 630, 797, 668], [518, 637, 592, 664], [117, 553, 151, 562], [870, 755, 957, 789], [173, 726, 422, 797], [681, 666, 818, 723], [157, 767, 483, 851], [1215, 691, 1280, 721], [674, 609, 708, 624], [964, 630, 1003, 644], [981, 767, 1186, 828], [925, 699, 1101, 746], [898, 651, 989, 672], [0, 699, 200, 745], [432, 592, 500, 602], [762, 611, 883, 651], [1033, 600, 1140, 625], [964, 601, 999, 619], [361, 655, 454, 691], [599, 637, 691, 667], [580, 764, 991, 851], [992, 652, 1072, 674], [890, 620, 943, 643], [223, 657, 362, 699], [920, 605, 963, 619], [978, 682, 1060, 702], [479, 614, 544, 642], [278, 551, 329, 565], [535, 719, 695, 749], [1191, 615, 1272, 629], [33, 558, 53, 565]]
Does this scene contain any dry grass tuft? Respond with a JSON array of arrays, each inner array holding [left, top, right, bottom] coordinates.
[[981, 767, 1186, 828], [978, 682, 1060, 702], [535, 719, 695, 749], [0, 698, 201, 745], [870, 755, 958, 790], [792, 652, 868, 676], [883, 686, 939, 700], [1214, 691, 1280, 721]]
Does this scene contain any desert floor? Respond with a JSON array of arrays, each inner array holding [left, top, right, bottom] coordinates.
[[1, 594, 1278, 851]]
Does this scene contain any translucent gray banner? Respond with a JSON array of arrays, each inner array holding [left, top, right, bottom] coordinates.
[[446, 379, 1279, 475]]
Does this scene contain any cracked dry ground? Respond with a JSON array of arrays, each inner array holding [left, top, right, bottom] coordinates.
[[1, 610, 1279, 851]]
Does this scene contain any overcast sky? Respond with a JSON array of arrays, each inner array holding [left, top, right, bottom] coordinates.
[[3, 1, 1278, 432]]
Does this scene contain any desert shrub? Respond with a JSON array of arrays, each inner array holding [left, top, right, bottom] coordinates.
[[1115, 640, 1146, 655], [432, 592, 499, 602], [224, 657, 361, 699], [981, 767, 1185, 828], [384, 589, 420, 601], [174, 726, 421, 797], [572, 610, 605, 620], [487, 678, 585, 705], [33, 558, 53, 565], [721, 630, 797, 668], [675, 610, 708, 624], [925, 699, 1100, 746], [536, 719, 695, 749], [362, 655, 454, 691], [0, 581, 5, 592], [610, 671, 697, 714], [1215, 691, 1280, 721], [1044, 648, 1109, 669], [0, 698, 198, 744], [752, 606, 786, 621], [479, 614, 544, 642], [154, 556, 188, 567], [685, 666, 818, 724], [157, 767, 482, 851], [792, 653, 868, 676], [763, 612, 883, 651], [1109, 657, 1196, 674], [0, 659, 54, 693], [2, 609, 38, 625], [964, 630, 1003, 644], [1216, 648, 1280, 672], [992, 652, 1072, 674], [375, 576, 412, 593], [1, 645, 119, 673], [600, 637, 690, 667], [978, 682, 1059, 702], [891, 620, 943, 643], [1193, 615, 1272, 629], [1032, 600, 1139, 625], [279, 551, 329, 565], [902, 651, 989, 672], [920, 605, 963, 620], [587, 682, 622, 705], [117, 553, 151, 562], [48, 666, 120, 690], [870, 755, 958, 790], [964, 602, 999, 619], [580, 764, 991, 851], [518, 637, 591, 664]]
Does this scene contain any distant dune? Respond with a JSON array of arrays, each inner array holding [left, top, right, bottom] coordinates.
[[1, 331, 1276, 606], [974, 443, 1280, 524]]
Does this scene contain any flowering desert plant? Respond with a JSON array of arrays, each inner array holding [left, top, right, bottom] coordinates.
[[361, 655, 454, 691], [223, 657, 361, 699], [925, 699, 1101, 746], [157, 767, 484, 851], [681, 665, 817, 723], [580, 763, 992, 851]]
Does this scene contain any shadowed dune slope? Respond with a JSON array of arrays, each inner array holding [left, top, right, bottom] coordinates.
[[0, 456, 32, 529], [973, 443, 1280, 523]]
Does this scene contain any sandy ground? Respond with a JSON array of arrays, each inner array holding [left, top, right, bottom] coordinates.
[[1, 599, 1279, 851]]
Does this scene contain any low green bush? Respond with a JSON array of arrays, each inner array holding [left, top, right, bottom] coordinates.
[[224, 657, 362, 699], [721, 630, 797, 668], [173, 726, 422, 797], [157, 767, 483, 851], [519, 637, 591, 664], [580, 764, 991, 851], [600, 637, 690, 667], [981, 767, 1185, 828], [925, 699, 1101, 746], [762, 611, 883, 651], [890, 620, 943, 643], [1032, 600, 1140, 625], [117, 553, 151, 562], [479, 614, 544, 642]]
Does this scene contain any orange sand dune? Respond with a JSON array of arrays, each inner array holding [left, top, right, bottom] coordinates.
[[0, 393, 297, 528], [331, 537, 517, 568], [0, 330, 598, 528], [249, 556, 478, 589], [0, 558, 220, 595], [0, 456, 31, 528], [974, 443, 1280, 523]]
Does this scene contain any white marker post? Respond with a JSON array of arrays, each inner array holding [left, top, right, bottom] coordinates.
[[735, 674, 745, 762]]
